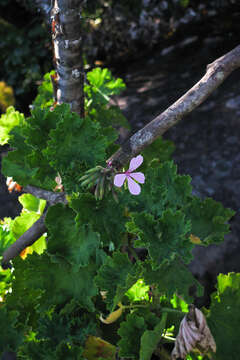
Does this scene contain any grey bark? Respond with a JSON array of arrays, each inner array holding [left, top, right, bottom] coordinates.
[[24, 185, 67, 205], [51, 0, 85, 116]]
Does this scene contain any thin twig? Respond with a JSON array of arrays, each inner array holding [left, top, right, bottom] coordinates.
[[108, 44, 240, 169]]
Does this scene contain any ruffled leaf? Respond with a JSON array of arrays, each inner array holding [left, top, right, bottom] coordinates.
[[208, 273, 240, 360], [135, 161, 192, 216], [0, 307, 23, 353], [142, 257, 203, 303], [139, 313, 167, 360], [0, 106, 24, 145], [70, 193, 128, 248], [46, 203, 104, 269], [11, 254, 98, 312], [86, 68, 126, 105], [117, 313, 147, 358], [95, 252, 141, 311], [184, 197, 234, 245], [127, 209, 192, 268]]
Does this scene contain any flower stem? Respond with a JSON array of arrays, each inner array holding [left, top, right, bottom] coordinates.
[[161, 307, 185, 315]]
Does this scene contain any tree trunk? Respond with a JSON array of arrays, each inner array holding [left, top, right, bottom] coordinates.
[[51, 0, 85, 116]]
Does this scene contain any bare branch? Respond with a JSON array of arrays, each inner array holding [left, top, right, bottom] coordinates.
[[23, 185, 67, 205], [1, 186, 67, 269], [108, 44, 240, 169], [1, 210, 47, 269]]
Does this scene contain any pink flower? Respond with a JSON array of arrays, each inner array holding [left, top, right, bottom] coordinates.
[[114, 155, 145, 195]]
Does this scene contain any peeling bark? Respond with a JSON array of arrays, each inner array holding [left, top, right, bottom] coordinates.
[[51, 0, 85, 116], [108, 44, 240, 169]]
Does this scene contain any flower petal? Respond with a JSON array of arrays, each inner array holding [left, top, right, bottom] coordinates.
[[130, 172, 145, 184], [114, 174, 126, 187], [127, 176, 141, 195], [128, 155, 143, 172]]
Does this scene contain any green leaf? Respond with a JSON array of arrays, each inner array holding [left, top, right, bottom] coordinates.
[[1, 107, 57, 189], [18, 193, 46, 214], [128, 209, 192, 268], [0, 267, 12, 301], [0, 106, 24, 145], [25, 105, 69, 151], [208, 273, 240, 360], [95, 252, 140, 311], [185, 197, 234, 245], [86, 68, 126, 105], [55, 343, 84, 360], [0, 222, 14, 296], [46, 203, 103, 269], [139, 313, 167, 360], [89, 106, 130, 130], [126, 279, 149, 303], [142, 137, 175, 169], [44, 109, 112, 192], [11, 212, 40, 240], [2, 130, 38, 186], [136, 161, 192, 216], [26, 151, 57, 190], [0, 307, 23, 353], [143, 257, 203, 303], [0, 221, 15, 257], [36, 311, 96, 348], [7, 196, 47, 257], [170, 293, 189, 313], [70, 193, 128, 248], [117, 313, 147, 359], [23, 105, 70, 189], [31, 236, 47, 255], [101, 126, 119, 157], [33, 70, 55, 108], [5, 259, 44, 327], [11, 254, 98, 312], [180, 0, 189, 7], [21, 338, 85, 360]]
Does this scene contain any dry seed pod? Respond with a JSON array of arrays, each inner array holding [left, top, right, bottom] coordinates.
[[171, 304, 216, 360]]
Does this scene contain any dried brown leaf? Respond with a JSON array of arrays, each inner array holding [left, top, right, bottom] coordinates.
[[171, 305, 216, 359]]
